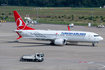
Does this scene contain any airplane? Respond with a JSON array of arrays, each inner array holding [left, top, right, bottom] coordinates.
[[13, 11, 103, 46]]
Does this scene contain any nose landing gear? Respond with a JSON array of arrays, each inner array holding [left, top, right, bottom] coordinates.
[[92, 42, 98, 46]]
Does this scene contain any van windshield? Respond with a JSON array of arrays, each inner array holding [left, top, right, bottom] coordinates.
[[41, 54, 44, 57]]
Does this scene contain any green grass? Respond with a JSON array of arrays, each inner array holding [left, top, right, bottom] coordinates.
[[0, 6, 105, 26]]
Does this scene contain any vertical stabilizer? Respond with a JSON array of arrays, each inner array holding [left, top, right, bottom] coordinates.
[[13, 11, 35, 30], [67, 26, 71, 31]]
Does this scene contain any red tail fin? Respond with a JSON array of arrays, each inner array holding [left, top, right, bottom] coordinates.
[[67, 26, 71, 31], [13, 11, 35, 30]]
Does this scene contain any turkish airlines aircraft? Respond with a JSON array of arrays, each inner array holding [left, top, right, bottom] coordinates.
[[13, 11, 103, 46]]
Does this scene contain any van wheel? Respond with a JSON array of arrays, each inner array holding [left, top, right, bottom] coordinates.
[[20, 58, 23, 61]]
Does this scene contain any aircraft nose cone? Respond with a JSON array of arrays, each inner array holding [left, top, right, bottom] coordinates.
[[100, 37, 103, 41]]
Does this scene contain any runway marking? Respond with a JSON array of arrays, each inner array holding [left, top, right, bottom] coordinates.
[[96, 64, 105, 69], [87, 61, 105, 69], [79, 61, 87, 63], [88, 62, 94, 64]]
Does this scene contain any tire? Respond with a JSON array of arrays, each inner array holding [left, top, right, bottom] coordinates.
[[39, 58, 44, 62], [42, 58, 44, 61], [20, 58, 23, 61], [92, 43, 95, 46]]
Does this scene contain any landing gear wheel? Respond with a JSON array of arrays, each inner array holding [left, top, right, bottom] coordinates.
[[50, 42, 54, 45], [92, 43, 94, 46], [50, 41, 54, 45]]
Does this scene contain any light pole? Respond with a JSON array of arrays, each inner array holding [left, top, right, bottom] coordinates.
[[1, 4, 7, 21], [91, 8, 94, 27], [37, 7, 39, 23]]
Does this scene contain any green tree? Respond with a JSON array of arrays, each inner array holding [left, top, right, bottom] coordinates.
[[2, 0, 105, 7]]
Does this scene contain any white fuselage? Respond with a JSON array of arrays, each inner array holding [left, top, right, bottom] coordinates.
[[16, 29, 103, 43], [13, 11, 103, 46]]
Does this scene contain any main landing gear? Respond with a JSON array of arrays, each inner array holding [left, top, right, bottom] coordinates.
[[92, 43, 95, 46], [50, 41, 54, 45]]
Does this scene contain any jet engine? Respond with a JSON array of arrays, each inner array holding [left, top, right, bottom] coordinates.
[[54, 38, 66, 45]]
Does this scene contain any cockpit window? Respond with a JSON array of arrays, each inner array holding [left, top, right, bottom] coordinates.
[[94, 35, 99, 37]]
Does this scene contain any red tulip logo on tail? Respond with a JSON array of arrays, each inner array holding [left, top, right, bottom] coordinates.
[[16, 18, 26, 30]]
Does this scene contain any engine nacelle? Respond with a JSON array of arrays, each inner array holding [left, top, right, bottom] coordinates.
[[54, 38, 66, 45]]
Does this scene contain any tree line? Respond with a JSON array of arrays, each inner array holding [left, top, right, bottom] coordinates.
[[0, 0, 105, 7]]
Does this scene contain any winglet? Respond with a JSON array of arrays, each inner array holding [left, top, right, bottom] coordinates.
[[67, 26, 71, 31]]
